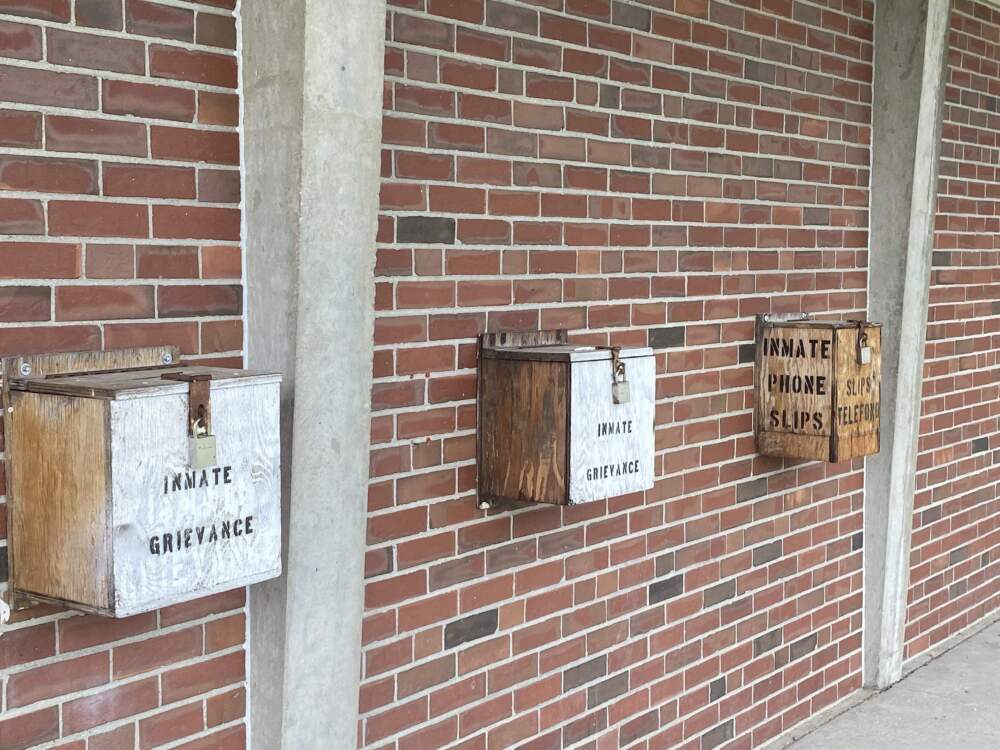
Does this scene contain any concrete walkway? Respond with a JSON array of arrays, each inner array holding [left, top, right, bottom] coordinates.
[[788, 620, 1000, 750]]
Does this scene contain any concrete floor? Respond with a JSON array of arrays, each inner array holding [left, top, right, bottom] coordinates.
[[789, 620, 1000, 750]]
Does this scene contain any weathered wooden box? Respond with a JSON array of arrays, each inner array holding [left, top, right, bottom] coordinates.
[[7, 366, 282, 617], [478, 333, 655, 505], [755, 317, 881, 463]]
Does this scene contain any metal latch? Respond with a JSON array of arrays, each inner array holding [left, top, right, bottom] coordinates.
[[601, 346, 630, 405], [162, 371, 217, 469], [854, 322, 871, 365]]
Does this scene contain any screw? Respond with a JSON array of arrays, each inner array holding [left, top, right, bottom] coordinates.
[[162, 351, 173, 365], [18, 362, 31, 377]]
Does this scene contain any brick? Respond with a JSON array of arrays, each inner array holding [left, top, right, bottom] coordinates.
[[206, 613, 245, 652], [7, 652, 108, 708], [0, 109, 41, 147], [0, 20, 41, 60], [649, 574, 683, 604], [88, 724, 134, 750], [0, 154, 98, 194], [198, 169, 240, 203], [202, 318, 242, 352], [0, 623, 55, 669], [0, 324, 100, 356], [106, 321, 199, 354], [160, 588, 244, 627], [56, 284, 154, 320], [153, 205, 240, 240], [62, 679, 158, 734], [398, 216, 456, 244], [76, 0, 123, 29], [173, 725, 244, 750], [0, 242, 80, 278], [0, 64, 97, 110], [45, 115, 146, 157], [445, 609, 499, 648], [206, 688, 245, 727], [0, 287, 47, 323], [162, 650, 245, 703], [104, 164, 196, 199], [139, 702, 204, 749], [0, 708, 59, 750], [201, 245, 241, 278], [135, 244, 199, 278], [0, 0, 68, 21], [149, 44, 238, 88], [102, 79, 196, 121], [47, 28, 145, 74], [151, 125, 239, 165], [197, 12, 236, 48], [49, 201, 148, 238], [0, 197, 43, 233], [158, 284, 242, 316], [85, 243, 134, 279], [114, 626, 203, 678], [126, 0, 194, 41]]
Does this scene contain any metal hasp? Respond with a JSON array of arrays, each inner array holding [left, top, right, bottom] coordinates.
[[162, 371, 217, 469]]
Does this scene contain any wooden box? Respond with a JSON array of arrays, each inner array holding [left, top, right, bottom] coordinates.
[[7, 365, 282, 617], [755, 317, 881, 463], [478, 333, 655, 505]]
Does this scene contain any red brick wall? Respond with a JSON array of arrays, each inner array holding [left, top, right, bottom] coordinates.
[[0, 0, 246, 747], [367, 0, 872, 748], [906, 0, 1000, 661]]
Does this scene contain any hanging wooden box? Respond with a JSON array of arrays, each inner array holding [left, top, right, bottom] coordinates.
[[7, 366, 282, 617], [755, 317, 881, 463], [478, 332, 655, 505]]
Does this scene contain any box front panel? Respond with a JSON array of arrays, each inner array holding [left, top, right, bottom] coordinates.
[[111, 381, 281, 616], [832, 325, 881, 460], [569, 355, 655, 503], [756, 324, 835, 460]]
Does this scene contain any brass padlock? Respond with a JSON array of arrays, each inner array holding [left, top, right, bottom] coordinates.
[[190, 419, 217, 469], [610, 347, 630, 405]]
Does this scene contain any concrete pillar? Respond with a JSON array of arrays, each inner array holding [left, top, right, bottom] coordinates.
[[865, 0, 951, 689], [242, 0, 385, 746]]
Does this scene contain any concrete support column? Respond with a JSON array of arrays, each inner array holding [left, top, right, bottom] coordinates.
[[243, 0, 385, 746], [865, 0, 951, 690]]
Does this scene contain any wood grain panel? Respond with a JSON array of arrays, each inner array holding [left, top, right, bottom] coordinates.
[[9, 392, 111, 610]]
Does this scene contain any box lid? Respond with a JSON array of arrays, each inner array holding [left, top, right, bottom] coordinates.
[[482, 344, 653, 363], [760, 319, 882, 330], [9, 366, 281, 400]]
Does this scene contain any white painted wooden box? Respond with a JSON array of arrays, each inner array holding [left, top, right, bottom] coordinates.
[[7, 366, 282, 617], [479, 343, 655, 505]]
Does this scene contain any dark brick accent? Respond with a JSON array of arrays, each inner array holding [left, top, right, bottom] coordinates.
[[619, 709, 658, 745], [611, 1, 650, 30], [599, 84, 620, 109], [972, 436, 989, 453], [922, 506, 942, 525], [950, 579, 969, 597], [851, 532, 863, 551], [485, 539, 536, 573], [0, 546, 7, 583], [931, 251, 951, 267], [704, 580, 736, 607], [753, 628, 783, 657], [702, 719, 734, 750], [397, 216, 456, 244], [744, 60, 776, 84], [587, 672, 628, 708], [709, 677, 726, 701], [649, 326, 684, 348], [563, 655, 607, 691], [538, 527, 584, 558], [789, 633, 818, 661], [649, 574, 683, 604], [752, 540, 782, 566], [562, 709, 607, 746], [737, 477, 768, 503], [949, 545, 970, 565], [444, 609, 498, 649], [739, 342, 756, 363]]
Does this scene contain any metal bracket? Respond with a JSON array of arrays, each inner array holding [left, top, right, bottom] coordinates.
[[162, 371, 213, 436], [1, 346, 180, 615], [759, 312, 811, 324]]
